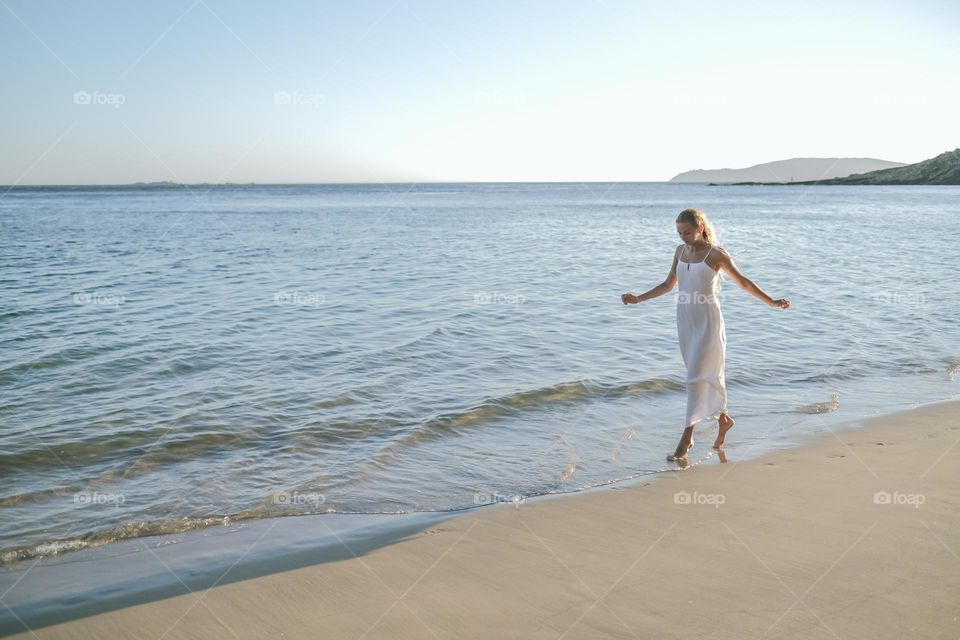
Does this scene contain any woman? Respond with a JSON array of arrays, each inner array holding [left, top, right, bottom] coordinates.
[[621, 208, 789, 461]]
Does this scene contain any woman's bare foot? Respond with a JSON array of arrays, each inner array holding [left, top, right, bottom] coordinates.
[[667, 441, 693, 462], [713, 413, 735, 450], [667, 426, 695, 461]]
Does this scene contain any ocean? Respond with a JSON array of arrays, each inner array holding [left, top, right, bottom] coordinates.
[[2, 182, 958, 566]]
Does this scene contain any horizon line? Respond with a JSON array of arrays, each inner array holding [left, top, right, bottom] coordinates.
[[3, 180, 691, 188]]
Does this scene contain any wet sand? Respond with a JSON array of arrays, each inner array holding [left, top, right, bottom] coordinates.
[[6, 399, 959, 639]]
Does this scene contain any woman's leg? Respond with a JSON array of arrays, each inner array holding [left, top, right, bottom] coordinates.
[[713, 412, 735, 449], [668, 425, 695, 460]]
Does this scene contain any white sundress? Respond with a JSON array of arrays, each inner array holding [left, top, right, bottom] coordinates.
[[676, 244, 728, 428]]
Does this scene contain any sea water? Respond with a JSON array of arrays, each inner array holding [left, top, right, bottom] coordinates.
[[2, 182, 958, 566]]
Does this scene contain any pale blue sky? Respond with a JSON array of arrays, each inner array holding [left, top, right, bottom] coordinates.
[[2, 0, 957, 184]]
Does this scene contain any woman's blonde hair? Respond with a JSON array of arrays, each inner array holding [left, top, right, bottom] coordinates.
[[676, 208, 715, 244]]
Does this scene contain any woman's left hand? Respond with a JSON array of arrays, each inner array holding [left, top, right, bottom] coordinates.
[[771, 298, 790, 309]]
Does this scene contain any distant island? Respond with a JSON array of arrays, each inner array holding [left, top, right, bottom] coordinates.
[[127, 181, 258, 187], [0, 181, 261, 189], [686, 148, 959, 186], [671, 157, 905, 184], [759, 148, 960, 185]]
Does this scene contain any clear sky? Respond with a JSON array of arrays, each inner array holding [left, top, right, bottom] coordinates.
[[2, 0, 957, 184]]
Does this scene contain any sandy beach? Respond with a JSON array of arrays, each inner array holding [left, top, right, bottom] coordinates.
[[4, 399, 957, 639]]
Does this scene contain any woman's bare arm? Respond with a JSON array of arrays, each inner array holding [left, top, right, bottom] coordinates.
[[714, 247, 790, 309], [621, 246, 682, 304]]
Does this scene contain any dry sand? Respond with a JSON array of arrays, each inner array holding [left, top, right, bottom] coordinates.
[[8, 400, 959, 639]]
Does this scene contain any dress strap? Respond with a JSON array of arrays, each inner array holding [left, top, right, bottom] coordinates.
[[703, 245, 713, 262]]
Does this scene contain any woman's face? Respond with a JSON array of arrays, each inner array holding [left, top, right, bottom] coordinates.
[[676, 222, 702, 245]]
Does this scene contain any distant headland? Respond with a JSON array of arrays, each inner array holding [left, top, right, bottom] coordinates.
[[763, 148, 960, 185], [671, 157, 905, 184], [674, 148, 960, 186]]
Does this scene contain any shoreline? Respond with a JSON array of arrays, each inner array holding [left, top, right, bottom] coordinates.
[[2, 386, 941, 574], [2, 397, 958, 638]]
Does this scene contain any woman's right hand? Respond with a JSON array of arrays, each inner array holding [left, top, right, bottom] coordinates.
[[621, 293, 639, 305]]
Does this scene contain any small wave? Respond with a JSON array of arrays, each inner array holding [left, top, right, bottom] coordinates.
[[0, 485, 80, 508], [367, 377, 683, 462], [360, 325, 448, 359], [794, 368, 868, 383], [556, 460, 577, 482], [0, 514, 255, 566], [947, 357, 960, 381], [0, 345, 106, 378], [500, 377, 681, 408], [795, 393, 840, 414], [554, 433, 580, 483], [311, 392, 361, 410], [0, 425, 255, 480], [436, 377, 682, 430], [608, 426, 636, 463]]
